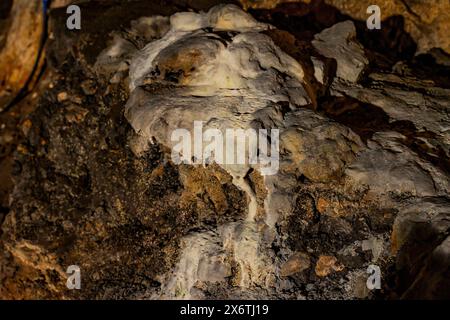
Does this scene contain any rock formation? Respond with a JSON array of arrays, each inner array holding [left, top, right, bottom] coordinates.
[[0, 0, 449, 300], [240, 0, 450, 55]]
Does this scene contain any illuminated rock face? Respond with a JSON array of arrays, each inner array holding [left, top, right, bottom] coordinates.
[[240, 0, 450, 55], [312, 21, 368, 83], [125, 5, 310, 156], [115, 3, 450, 298]]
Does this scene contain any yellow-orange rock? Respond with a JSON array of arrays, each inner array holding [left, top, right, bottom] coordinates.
[[315, 255, 344, 277], [281, 252, 311, 276]]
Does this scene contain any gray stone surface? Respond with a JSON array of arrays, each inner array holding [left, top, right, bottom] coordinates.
[[312, 21, 368, 83]]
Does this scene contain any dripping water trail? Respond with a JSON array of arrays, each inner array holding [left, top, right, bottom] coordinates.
[[232, 174, 258, 221]]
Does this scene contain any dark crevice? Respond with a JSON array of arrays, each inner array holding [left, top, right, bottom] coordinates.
[[409, 51, 450, 89], [319, 95, 450, 175]]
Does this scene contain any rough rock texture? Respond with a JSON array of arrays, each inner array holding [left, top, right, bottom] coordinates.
[[0, 0, 44, 111], [0, 1, 449, 300], [240, 0, 450, 55], [312, 21, 368, 83]]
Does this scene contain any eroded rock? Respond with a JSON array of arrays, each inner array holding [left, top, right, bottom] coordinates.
[[312, 21, 368, 83], [240, 0, 450, 55], [0, 1, 449, 301]]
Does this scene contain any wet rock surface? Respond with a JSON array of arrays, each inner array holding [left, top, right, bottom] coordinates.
[[0, 1, 449, 300]]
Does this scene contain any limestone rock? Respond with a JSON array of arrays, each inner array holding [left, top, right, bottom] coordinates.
[[401, 235, 450, 299], [280, 252, 311, 276], [1, 1, 449, 301], [345, 132, 450, 198], [0, 1, 44, 110], [279, 108, 363, 182], [331, 74, 450, 149], [311, 56, 326, 85], [312, 21, 368, 83], [326, 0, 450, 55]]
